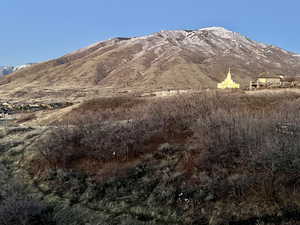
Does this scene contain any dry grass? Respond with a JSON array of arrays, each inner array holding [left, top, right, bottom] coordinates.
[[62, 96, 147, 121], [25, 90, 300, 224], [33, 91, 300, 191]]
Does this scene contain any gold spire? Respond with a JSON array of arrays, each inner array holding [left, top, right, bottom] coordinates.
[[217, 67, 240, 89], [226, 68, 232, 80]]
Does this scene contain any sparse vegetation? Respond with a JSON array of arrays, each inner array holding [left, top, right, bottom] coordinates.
[[0, 163, 84, 225], [6, 90, 300, 225], [38, 91, 300, 174]]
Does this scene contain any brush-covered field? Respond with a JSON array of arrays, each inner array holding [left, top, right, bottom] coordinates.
[[1, 90, 300, 225]]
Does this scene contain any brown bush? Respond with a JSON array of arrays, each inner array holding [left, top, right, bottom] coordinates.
[[31, 91, 300, 224], [0, 162, 84, 225], [64, 96, 147, 121], [38, 115, 165, 169], [39, 91, 300, 185]]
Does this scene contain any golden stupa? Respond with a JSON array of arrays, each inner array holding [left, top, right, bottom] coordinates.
[[217, 68, 240, 89]]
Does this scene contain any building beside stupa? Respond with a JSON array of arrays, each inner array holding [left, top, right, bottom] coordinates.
[[217, 68, 240, 89]]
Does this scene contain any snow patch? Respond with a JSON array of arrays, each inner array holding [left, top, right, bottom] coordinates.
[[198, 27, 234, 39], [13, 63, 35, 72]]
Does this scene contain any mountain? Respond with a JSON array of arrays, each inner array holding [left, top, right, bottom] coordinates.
[[1, 27, 300, 101], [0, 66, 14, 77], [0, 63, 35, 77], [13, 63, 36, 72]]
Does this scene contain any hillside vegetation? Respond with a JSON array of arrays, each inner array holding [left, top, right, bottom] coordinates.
[[2, 91, 300, 224]]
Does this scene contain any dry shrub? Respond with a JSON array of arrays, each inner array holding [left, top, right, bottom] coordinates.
[[0, 195, 84, 225], [193, 105, 300, 170], [240, 91, 300, 111], [30, 91, 300, 224], [186, 95, 300, 203], [41, 93, 224, 170], [142, 91, 240, 136], [39, 91, 300, 183], [38, 115, 164, 169], [64, 96, 147, 121], [193, 109, 267, 169], [0, 163, 84, 225], [38, 93, 223, 171]]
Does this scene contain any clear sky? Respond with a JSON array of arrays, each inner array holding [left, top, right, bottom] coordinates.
[[1, 0, 299, 65]]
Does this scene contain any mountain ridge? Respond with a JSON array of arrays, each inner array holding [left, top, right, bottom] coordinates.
[[1, 27, 300, 101]]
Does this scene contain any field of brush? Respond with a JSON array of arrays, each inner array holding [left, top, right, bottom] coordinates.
[[2, 89, 300, 225]]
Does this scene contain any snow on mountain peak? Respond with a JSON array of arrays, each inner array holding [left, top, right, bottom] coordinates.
[[13, 63, 34, 71], [198, 27, 237, 39]]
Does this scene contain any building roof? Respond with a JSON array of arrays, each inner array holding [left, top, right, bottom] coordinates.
[[281, 76, 300, 82], [256, 76, 281, 79]]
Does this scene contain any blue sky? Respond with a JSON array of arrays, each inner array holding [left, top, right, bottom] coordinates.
[[1, 0, 299, 65]]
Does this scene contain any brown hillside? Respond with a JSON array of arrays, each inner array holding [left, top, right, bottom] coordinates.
[[1, 27, 300, 102]]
